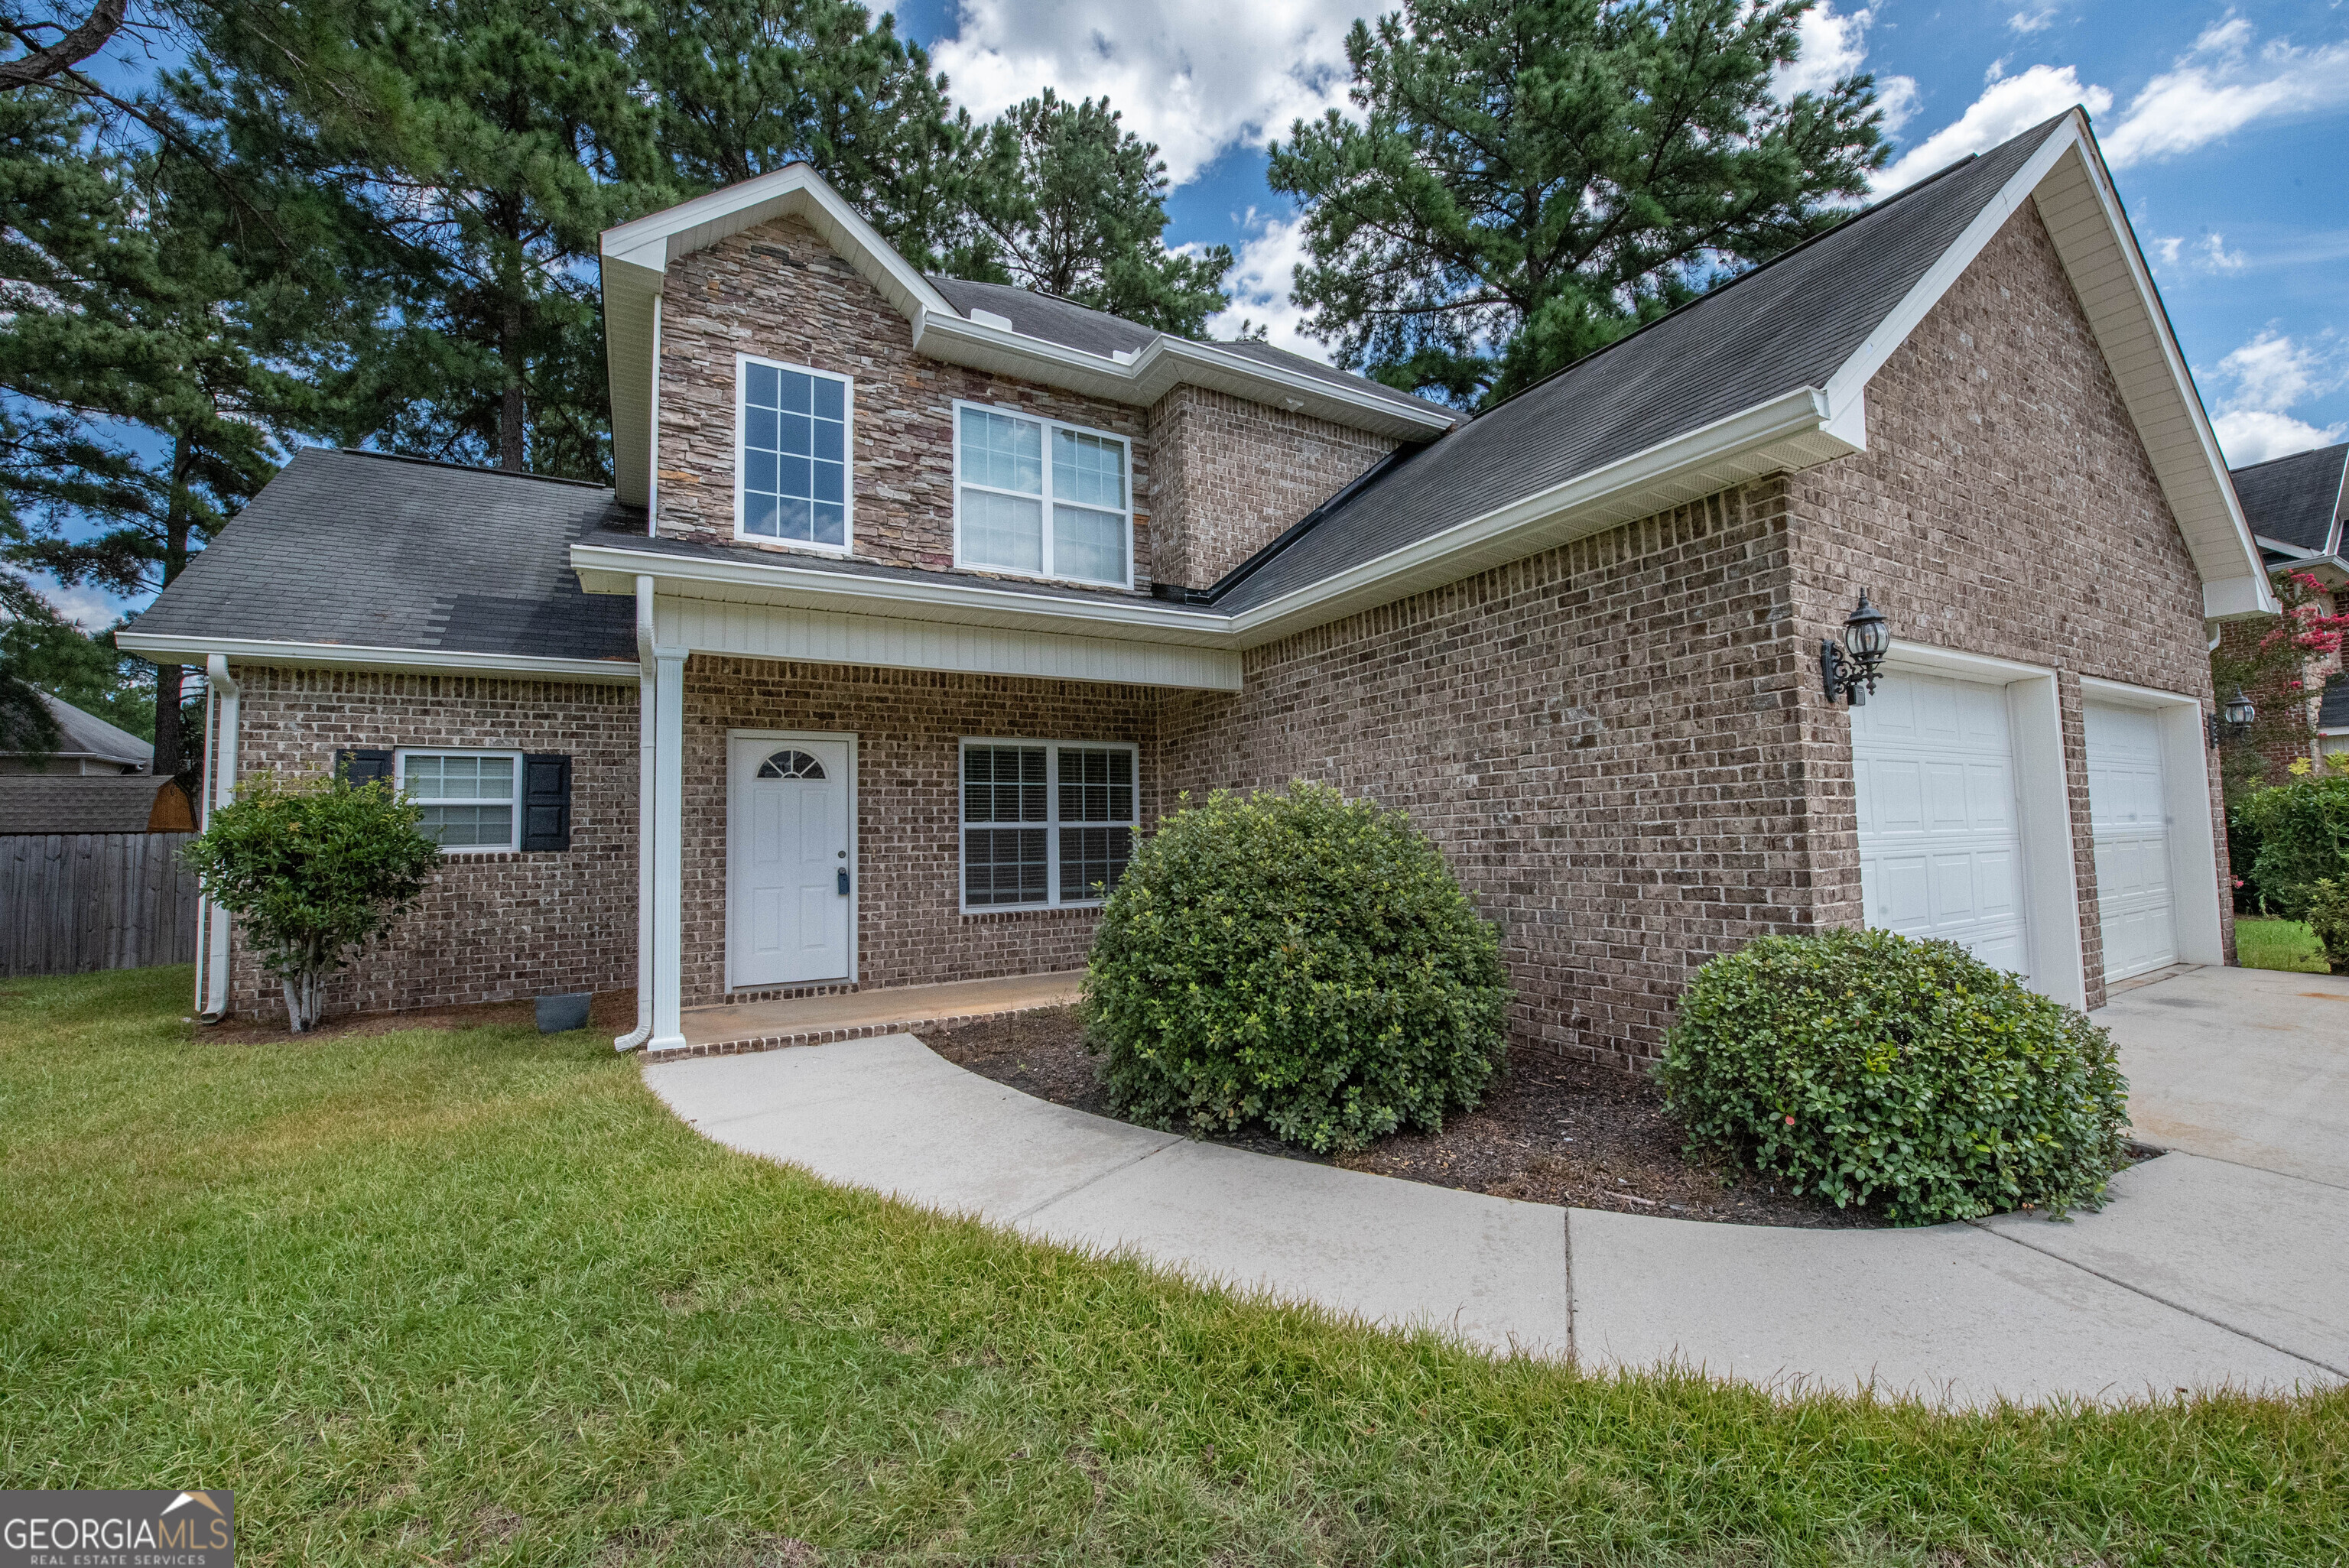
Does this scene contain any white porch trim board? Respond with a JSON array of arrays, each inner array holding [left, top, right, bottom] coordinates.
[[648, 647, 689, 1054]]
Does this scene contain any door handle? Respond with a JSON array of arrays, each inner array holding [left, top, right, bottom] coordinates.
[[837, 868, 851, 896]]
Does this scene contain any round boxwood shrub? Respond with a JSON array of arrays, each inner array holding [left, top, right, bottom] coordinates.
[[1083, 781, 1510, 1153], [1657, 930, 2130, 1224]]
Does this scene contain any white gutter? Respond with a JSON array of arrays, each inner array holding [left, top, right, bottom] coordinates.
[[612, 576, 657, 1053], [196, 654, 241, 1022], [116, 631, 638, 685]]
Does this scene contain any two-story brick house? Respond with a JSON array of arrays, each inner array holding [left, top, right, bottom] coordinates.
[[124, 108, 2275, 1062], [2224, 442, 2348, 776]]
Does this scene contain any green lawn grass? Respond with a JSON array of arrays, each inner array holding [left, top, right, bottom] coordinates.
[[2237, 917, 2333, 974], [4, 967, 2346, 1565]]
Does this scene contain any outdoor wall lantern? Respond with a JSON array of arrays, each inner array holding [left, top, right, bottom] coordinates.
[[1821, 589, 1892, 706], [2208, 687, 2256, 748]]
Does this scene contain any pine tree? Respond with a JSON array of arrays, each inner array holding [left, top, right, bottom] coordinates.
[[1268, 0, 1887, 405], [954, 89, 1231, 336]]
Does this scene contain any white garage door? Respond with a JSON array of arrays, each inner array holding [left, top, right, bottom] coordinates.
[[2084, 702, 2176, 982], [1852, 670, 2032, 979]]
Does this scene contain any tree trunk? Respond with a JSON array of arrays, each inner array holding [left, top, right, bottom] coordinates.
[[152, 425, 197, 774], [499, 294, 526, 472]]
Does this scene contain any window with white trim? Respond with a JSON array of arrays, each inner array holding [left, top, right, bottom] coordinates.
[[737, 355, 851, 550], [960, 739, 1137, 908], [954, 402, 1131, 586], [397, 749, 522, 851]]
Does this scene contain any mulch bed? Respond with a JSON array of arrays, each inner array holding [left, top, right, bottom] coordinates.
[[922, 1006, 1883, 1228], [197, 989, 639, 1045]]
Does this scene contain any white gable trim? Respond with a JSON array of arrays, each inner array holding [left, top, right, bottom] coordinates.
[[1823, 110, 2273, 622]]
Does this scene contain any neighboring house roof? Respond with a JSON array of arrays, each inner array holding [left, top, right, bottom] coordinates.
[[2233, 441, 2347, 560], [2321, 674, 2349, 736], [124, 448, 640, 674], [0, 774, 191, 834], [8, 693, 153, 770], [597, 164, 1461, 509]]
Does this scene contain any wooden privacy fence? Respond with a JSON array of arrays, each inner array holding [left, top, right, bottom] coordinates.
[[1, 833, 201, 977]]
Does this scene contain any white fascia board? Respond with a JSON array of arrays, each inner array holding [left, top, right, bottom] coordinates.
[[2202, 575, 2276, 619], [573, 544, 1240, 648], [1223, 386, 1847, 645], [115, 631, 640, 685]]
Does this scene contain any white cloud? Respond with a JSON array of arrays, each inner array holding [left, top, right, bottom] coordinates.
[[2212, 409, 2347, 466], [930, 0, 1371, 186], [1873, 63, 2110, 191], [2100, 18, 2349, 168], [2217, 330, 2325, 412], [2008, 2, 2061, 37], [2206, 330, 2344, 464], [2, 571, 129, 631], [1201, 209, 1328, 359], [2199, 232, 2247, 272], [2152, 235, 2182, 266], [1772, 3, 1917, 131]]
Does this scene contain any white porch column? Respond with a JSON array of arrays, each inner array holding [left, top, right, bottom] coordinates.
[[648, 645, 688, 1053]]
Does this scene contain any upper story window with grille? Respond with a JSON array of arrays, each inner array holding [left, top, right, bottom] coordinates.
[[736, 355, 851, 552], [960, 739, 1137, 910], [954, 402, 1132, 588]]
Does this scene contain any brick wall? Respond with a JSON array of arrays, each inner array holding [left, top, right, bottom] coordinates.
[[223, 667, 638, 1021], [1160, 485, 1811, 1070], [677, 657, 1161, 1005], [657, 214, 1158, 589], [1146, 386, 1396, 589], [1782, 202, 2232, 1007], [2217, 579, 2339, 784]]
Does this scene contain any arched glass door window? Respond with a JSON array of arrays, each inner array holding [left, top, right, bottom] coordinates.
[[756, 748, 827, 781]]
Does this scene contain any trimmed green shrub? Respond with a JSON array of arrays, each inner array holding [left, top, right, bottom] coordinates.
[[2240, 770, 2349, 919], [2307, 879, 2349, 976], [183, 767, 442, 1031], [1658, 930, 2129, 1224], [1083, 781, 1509, 1153]]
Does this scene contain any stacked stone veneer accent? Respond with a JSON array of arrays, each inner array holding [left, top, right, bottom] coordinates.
[[657, 215, 1156, 590], [221, 667, 638, 1020], [1146, 385, 1397, 589], [678, 658, 1160, 1006], [1785, 203, 2234, 1011]]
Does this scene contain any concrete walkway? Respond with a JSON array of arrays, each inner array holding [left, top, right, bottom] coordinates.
[[671, 971, 1084, 1057], [643, 963, 2349, 1407]]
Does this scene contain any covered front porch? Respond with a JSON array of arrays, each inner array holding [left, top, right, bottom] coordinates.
[[590, 561, 1241, 1057]]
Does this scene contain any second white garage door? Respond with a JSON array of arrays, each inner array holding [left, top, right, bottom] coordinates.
[[2084, 701, 2177, 982], [1852, 670, 2032, 980]]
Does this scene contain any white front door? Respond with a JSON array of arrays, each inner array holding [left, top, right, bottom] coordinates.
[[2084, 701, 2178, 982], [729, 735, 853, 988], [1852, 669, 2033, 979]]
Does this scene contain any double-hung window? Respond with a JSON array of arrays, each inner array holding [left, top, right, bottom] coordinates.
[[954, 403, 1132, 587], [397, 749, 521, 852], [960, 740, 1137, 909], [737, 355, 851, 550]]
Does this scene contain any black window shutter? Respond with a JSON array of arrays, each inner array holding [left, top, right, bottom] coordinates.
[[521, 753, 572, 851], [336, 748, 394, 787]]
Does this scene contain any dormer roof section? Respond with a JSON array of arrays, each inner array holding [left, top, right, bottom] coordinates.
[[599, 164, 1460, 509]]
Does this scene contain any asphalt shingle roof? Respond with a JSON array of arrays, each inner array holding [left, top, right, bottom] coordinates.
[[1207, 115, 2071, 614], [2232, 442, 2347, 557], [921, 274, 1457, 424], [5, 693, 153, 768], [0, 774, 181, 834], [133, 449, 641, 662]]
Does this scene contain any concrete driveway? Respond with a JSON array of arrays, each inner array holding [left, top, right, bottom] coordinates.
[[643, 963, 2349, 1408]]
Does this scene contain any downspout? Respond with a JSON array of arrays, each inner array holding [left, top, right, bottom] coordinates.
[[197, 654, 240, 1022], [613, 574, 657, 1051]]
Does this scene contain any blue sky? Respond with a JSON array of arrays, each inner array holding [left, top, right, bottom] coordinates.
[[31, 0, 2349, 628], [898, 0, 2349, 464]]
